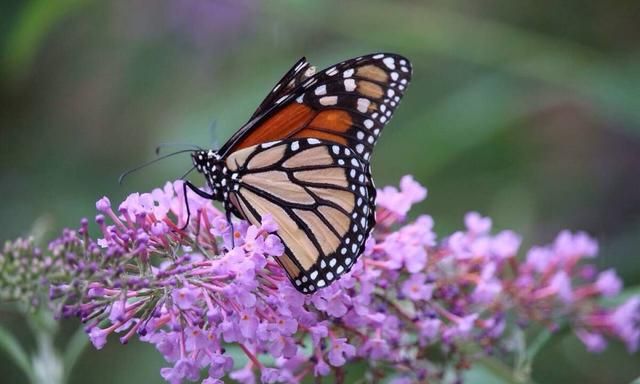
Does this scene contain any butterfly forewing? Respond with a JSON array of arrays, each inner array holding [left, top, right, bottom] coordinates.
[[225, 138, 374, 293], [248, 57, 315, 121], [219, 53, 412, 163]]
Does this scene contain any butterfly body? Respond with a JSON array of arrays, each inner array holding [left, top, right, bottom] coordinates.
[[188, 53, 412, 293], [191, 150, 241, 218]]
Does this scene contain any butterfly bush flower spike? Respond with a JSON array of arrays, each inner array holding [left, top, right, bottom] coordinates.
[[2, 177, 638, 383]]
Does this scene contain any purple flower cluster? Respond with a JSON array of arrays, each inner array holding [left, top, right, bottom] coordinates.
[[0, 237, 50, 306], [8, 177, 639, 383]]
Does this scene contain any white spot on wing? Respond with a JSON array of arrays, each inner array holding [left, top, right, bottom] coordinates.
[[319, 96, 338, 106], [344, 79, 356, 92], [383, 57, 396, 69], [314, 85, 327, 96], [357, 98, 370, 113], [261, 141, 279, 148]]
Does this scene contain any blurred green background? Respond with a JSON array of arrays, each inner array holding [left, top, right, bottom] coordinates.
[[1, 0, 639, 383]]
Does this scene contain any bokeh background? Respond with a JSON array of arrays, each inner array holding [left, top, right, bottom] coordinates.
[[1, 0, 639, 383]]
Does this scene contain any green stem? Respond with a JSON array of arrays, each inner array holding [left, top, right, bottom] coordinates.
[[32, 328, 64, 384], [26, 308, 64, 384]]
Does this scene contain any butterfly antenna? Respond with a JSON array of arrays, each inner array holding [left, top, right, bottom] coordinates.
[[155, 143, 203, 156], [118, 149, 195, 185], [179, 166, 196, 180]]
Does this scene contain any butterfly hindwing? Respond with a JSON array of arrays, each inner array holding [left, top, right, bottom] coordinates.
[[219, 53, 412, 163], [224, 138, 374, 293]]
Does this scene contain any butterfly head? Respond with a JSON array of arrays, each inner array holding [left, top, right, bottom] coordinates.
[[191, 149, 229, 201], [191, 149, 220, 168]]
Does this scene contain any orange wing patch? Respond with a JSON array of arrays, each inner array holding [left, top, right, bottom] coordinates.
[[234, 106, 353, 151], [357, 81, 384, 99], [356, 64, 388, 82], [235, 103, 316, 150], [294, 110, 351, 145]]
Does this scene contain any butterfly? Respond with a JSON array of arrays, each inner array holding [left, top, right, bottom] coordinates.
[[185, 53, 412, 293]]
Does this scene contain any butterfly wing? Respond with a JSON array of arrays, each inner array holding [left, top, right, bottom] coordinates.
[[219, 53, 412, 164], [247, 57, 316, 121], [225, 138, 374, 293]]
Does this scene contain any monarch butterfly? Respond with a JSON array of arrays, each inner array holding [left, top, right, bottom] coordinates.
[[185, 53, 412, 293]]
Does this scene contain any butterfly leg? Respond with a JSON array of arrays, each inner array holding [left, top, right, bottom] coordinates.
[[181, 181, 215, 231], [223, 201, 236, 249]]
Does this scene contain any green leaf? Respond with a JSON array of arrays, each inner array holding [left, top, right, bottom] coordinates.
[[526, 329, 553, 362], [0, 323, 34, 382], [466, 362, 514, 384], [474, 356, 540, 384]]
